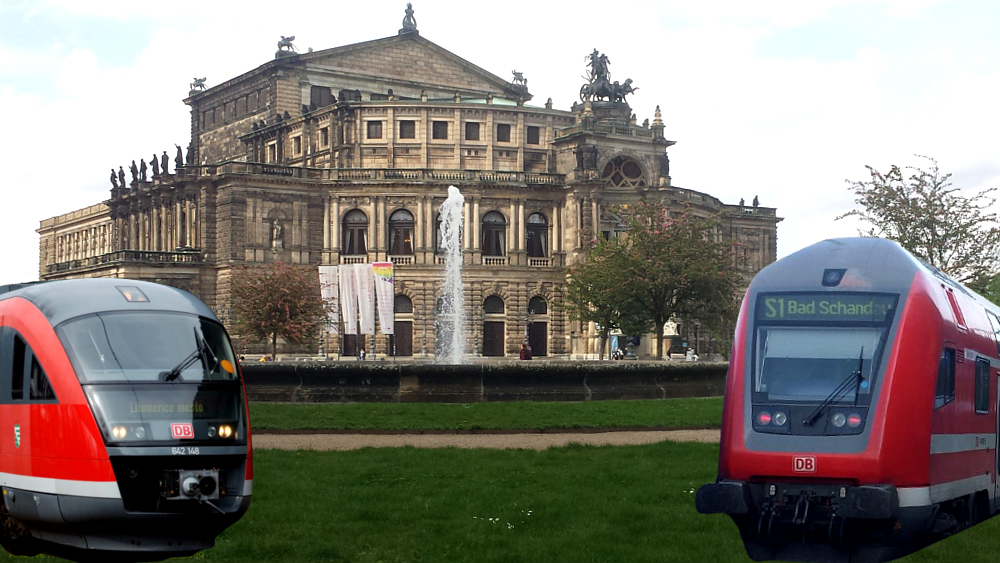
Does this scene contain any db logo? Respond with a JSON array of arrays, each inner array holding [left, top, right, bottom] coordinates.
[[171, 423, 195, 439], [793, 456, 816, 472]]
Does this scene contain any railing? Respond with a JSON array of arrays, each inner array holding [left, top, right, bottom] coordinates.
[[201, 162, 563, 185], [389, 255, 413, 265], [482, 256, 509, 266], [435, 256, 447, 265], [555, 122, 655, 139], [528, 257, 551, 267], [340, 255, 368, 264], [45, 249, 203, 274]]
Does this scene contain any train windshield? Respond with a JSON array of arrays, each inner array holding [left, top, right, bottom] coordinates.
[[753, 292, 897, 403], [57, 312, 238, 383]]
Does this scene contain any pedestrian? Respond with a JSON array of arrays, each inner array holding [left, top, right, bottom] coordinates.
[[525, 344, 532, 360], [519, 343, 528, 360], [358, 347, 366, 361]]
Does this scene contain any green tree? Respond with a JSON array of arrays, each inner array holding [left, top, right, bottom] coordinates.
[[562, 236, 628, 360], [229, 261, 329, 358], [565, 202, 742, 360], [838, 156, 1000, 285], [617, 202, 742, 359]]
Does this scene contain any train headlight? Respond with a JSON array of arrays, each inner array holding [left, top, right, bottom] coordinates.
[[757, 411, 772, 426], [113, 426, 127, 439], [847, 413, 863, 428], [773, 411, 788, 427], [134, 426, 146, 440], [208, 426, 218, 438], [219, 424, 233, 438], [831, 412, 847, 428]]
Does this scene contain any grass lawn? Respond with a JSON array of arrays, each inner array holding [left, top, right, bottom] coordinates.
[[208, 443, 1000, 563], [248, 396, 725, 431]]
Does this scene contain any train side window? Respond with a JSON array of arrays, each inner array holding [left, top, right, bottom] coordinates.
[[987, 311, 1000, 356], [29, 355, 56, 401], [975, 357, 990, 414], [935, 347, 955, 409], [11, 335, 25, 401]]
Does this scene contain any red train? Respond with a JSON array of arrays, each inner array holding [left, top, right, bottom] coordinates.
[[697, 238, 999, 562], [0, 279, 252, 561]]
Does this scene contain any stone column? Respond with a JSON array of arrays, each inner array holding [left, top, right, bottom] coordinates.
[[472, 197, 480, 252], [517, 199, 526, 252], [551, 202, 560, 254], [463, 199, 472, 250], [323, 197, 330, 251], [591, 198, 599, 241], [332, 198, 340, 250]]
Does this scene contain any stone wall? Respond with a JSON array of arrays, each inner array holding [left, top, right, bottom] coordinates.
[[242, 361, 727, 403]]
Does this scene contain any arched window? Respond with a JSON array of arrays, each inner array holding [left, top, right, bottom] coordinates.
[[388, 209, 414, 255], [601, 156, 646, 187], [481, 211, 507, 256], [394, 294, 413, 313], [526, 213, 548, 258], [528, 296, 548, 315], [484, 295, 505, 314], [342, 209, 368, 255]]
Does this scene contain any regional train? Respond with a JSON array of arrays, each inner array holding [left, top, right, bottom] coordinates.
[[697, 238, 1000, 563], [0, 279, 252, 562]]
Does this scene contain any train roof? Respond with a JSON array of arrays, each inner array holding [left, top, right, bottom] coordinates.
[[0, 279, 219, 327], [752, 237, 992, 308]]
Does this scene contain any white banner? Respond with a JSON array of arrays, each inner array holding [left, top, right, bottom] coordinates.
[[354, 263, 376, 335], [372, 262, 395, 335], [318, 265, 340, 334], [339, 265, 358, 335]]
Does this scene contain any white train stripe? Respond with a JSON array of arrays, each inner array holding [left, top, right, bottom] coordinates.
[[929, 433, 996, 455], [1, 472, 121, 499], [897, 474, 993, 508]]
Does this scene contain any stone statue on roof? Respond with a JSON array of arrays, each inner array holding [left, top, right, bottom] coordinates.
[[277, 36, 297, 52], [580, 49, 637, 103], [401, 3, 418, 33]]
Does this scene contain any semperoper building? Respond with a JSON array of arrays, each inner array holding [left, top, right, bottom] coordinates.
[[37, 5, 782, 360]]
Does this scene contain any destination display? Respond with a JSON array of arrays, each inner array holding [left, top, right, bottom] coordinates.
[[757, 292, 897, 323]]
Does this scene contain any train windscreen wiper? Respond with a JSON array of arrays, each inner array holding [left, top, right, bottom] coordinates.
[[802, 347, 865, 426], [159, 328, 214, 382]]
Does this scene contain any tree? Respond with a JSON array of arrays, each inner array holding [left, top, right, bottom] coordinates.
[[616, 202, 742, 359], [838, 156, 1000, 285], [562, 237, 628, 360], [229, 261, 329, 358], [565, 201, 742, 360]]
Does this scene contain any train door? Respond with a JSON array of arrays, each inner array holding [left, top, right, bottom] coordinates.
[[995, 371, 999, 512]]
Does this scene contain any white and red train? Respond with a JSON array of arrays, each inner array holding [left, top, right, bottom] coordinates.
[[0, 279, 252, 561], [697, 237, 1000, 562]]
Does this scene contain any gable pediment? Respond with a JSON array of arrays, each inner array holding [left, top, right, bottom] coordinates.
[[296, 34, 525, 99]]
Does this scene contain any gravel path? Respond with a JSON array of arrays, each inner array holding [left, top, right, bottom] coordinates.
[[252, 429, 720, 451]]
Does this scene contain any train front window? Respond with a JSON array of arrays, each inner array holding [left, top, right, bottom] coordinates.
[[753, 292, 897, 404], [755, 327, 884, 402], [57, 312, 238, 383]]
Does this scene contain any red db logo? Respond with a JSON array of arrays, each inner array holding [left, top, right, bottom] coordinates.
[[171, 423, 194, 439], [793, 456, 816, 472]]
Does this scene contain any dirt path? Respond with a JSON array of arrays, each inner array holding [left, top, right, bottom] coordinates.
[[251, 429, 720, 451]]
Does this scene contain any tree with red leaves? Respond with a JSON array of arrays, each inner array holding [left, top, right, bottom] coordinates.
[[576, 201, 741, 360], [229, 261, 328, 358]]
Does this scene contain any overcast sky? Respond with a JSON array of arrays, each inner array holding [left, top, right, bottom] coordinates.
[[2, 0, 999, 283]]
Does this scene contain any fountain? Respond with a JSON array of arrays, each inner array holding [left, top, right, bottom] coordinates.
[[436, 186, 467, 364]]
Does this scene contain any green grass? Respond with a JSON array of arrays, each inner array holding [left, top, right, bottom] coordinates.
[[210, 443, 1000, 563], [248, 396, 725, 431], [208, 441, 740, 562]]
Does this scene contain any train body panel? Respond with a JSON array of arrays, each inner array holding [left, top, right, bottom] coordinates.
[[0, 279, 252, 562], [698, 238, 1000, 562]]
